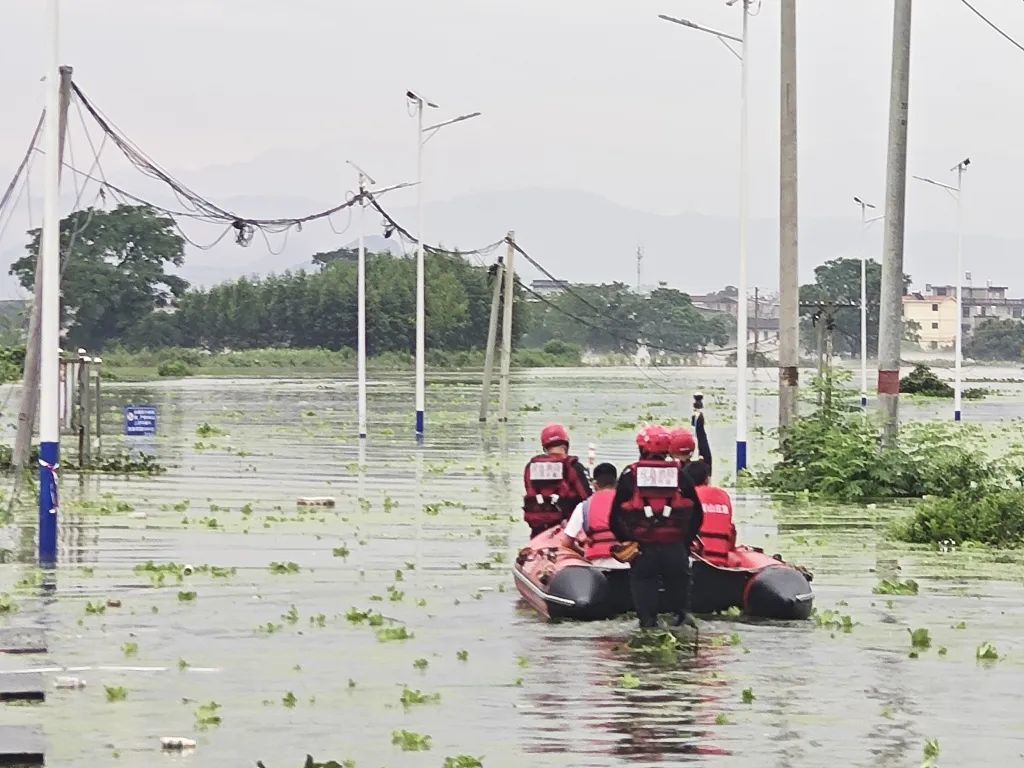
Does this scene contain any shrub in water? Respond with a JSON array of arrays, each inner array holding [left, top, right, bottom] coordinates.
[[157, 359, 193, 377], [893, 489, 1024, 547]]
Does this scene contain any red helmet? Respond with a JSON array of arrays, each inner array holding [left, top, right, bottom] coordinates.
[[669, 428, 696, 456], [636, 425, 671, 455], [540, 423, 570, 450]]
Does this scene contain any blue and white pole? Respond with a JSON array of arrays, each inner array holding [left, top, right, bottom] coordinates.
[[38, 0, 62, 566], [735, 0, 751, 474]]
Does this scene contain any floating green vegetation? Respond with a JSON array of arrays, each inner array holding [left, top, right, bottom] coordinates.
[[105, 686, 128, 702], [121, 642, 138, 657], [952, 621, 967, 630], [908, 628, 932, 650], [391, 730, 432, 752], [177, 591, 197, 602], [617, 673, 641, 690], [921, 738, 940, 768], [443, 757, 484, 768], [332, 546, 350, 559], [269, 561, 301, 574], [178, 658, 190, 671], [456, 649, 469, 661], [873, 578, 919, 596], [0, 593, 17, 614], [85, 601, 106, 615], [938, 646, 948, 656], [310, 614, 327, 628], [283, 605, 300, 624], [258, 622, 283, 634], [812, 608, 855, 633], [413, 658, 429, 670], [283, 691, 298, 708], [976, 642, 1000, 662], [715, 713, 730, 725], [196, 422, 226, 437], [195, 701, 222, 729], [83, 451, 166, 475], [376, 626, 413, 642], [741, 688, 755, 704], [399, 687, 440, 707]]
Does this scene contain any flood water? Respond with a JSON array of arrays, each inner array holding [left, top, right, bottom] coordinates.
[[2, 365, 1024, 767]]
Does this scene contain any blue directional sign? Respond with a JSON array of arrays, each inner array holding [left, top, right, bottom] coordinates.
[[124, 405, 158, 437]]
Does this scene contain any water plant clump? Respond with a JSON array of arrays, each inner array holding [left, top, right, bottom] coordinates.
[[976, 642, 1000, 662], [873, 578, 919, 596], [893, 489, 1024, 547], [908, 628, 932, 650], [391, 730, 431, 752], [399, 687, 440, 707], [443, 757, 484, 768]]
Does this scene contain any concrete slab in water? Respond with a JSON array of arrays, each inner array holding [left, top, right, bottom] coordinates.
[[0, 628, 46, 655], [0, 725, 44, 766], [0, 672, 45, 702]]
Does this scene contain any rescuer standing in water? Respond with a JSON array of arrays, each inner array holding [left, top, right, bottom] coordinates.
[[609, 425, 703, 629]]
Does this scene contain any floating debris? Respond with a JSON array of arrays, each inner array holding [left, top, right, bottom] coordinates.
[[160, 737, 197, 751], [297, 497, 336, 507]]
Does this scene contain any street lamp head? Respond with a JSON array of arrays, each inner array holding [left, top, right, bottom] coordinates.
[[853, 196, 862, 204], [962, 157, 971, 167], [406, 90, 438, 109]]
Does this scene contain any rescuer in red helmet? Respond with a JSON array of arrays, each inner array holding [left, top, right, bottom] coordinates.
[[522, 423, 593, 538], [668, 427, 697, 465], [609, 425, 704, 630]]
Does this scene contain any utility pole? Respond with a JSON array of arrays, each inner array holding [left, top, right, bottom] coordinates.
[[778, 0, 800, 431], [877, 0, 913, 442], [14, 64, 72, 474], [752, 286, 759, 368], [348, 162, 377, 439], [636, 245, 644, 293], [38, 0, 62, 565], [815, 311, 824, 406], [478, 255, 505, 422], [498, 232, 516, 422]]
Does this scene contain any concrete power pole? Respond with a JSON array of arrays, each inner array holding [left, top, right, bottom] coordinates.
[[497, 232, 516, 422], [13, 64, 72, 473], [778, 0, 799, 430], [877, 0, 913, 442], [478, 256, 505, 422]]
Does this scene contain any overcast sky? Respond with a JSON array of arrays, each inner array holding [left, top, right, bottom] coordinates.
[[3, 0, 1024, 292]]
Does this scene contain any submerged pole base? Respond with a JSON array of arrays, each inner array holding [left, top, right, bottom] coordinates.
[[37, 440, 59, 567], [735, 440, 747, 474]]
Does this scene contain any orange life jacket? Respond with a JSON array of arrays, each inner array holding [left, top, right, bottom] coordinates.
[[580, 489, 618, 560], [522, 454, 589, 529], [696, 485, 736, 564], [618, 460, 694, 545]]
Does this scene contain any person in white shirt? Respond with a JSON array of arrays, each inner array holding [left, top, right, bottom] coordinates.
[[559, 463, 629, 570]]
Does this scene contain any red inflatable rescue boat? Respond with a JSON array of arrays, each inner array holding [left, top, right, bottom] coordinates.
[[513, 527, 814, 621]]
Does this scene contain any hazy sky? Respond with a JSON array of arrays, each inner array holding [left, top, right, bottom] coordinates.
[[2, 0, 1024, 291]]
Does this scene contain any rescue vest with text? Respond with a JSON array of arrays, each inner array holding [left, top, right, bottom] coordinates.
[[695, 485, 736, 565], [619, 460, 694, 545], [522, 454, 590, 530], [580, 489, 618, 560]]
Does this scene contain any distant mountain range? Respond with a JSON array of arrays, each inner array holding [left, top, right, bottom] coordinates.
[[2, 186, 1022, 298]]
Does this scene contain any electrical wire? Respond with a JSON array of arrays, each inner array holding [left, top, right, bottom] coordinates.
[[958, 0, 1024, 54], [72, 84, 365, 239], [0, 112, 44, 218]]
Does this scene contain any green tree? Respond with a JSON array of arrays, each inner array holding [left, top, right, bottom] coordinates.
[[965, 318, 1024, 361], [799, 257, 911, 356], [11, 205, 187, 349]]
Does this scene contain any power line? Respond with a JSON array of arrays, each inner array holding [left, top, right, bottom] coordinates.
[[958, 0, 1024, 54]]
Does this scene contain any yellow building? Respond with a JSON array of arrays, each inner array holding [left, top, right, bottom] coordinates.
[[902, 294, 958, 351]]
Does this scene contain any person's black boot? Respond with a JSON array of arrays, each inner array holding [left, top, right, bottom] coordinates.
[[672, 612, 699, 630]]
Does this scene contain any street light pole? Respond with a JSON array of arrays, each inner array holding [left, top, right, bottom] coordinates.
[[912, 157, 969, 422], [39, 0, 62, 566], [736, 0, 750, 473], [657, 0, 751, 473], [407, 91, 480, 440]]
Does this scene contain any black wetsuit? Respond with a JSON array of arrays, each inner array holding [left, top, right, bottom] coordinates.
[[610, 463, 704, 628]]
